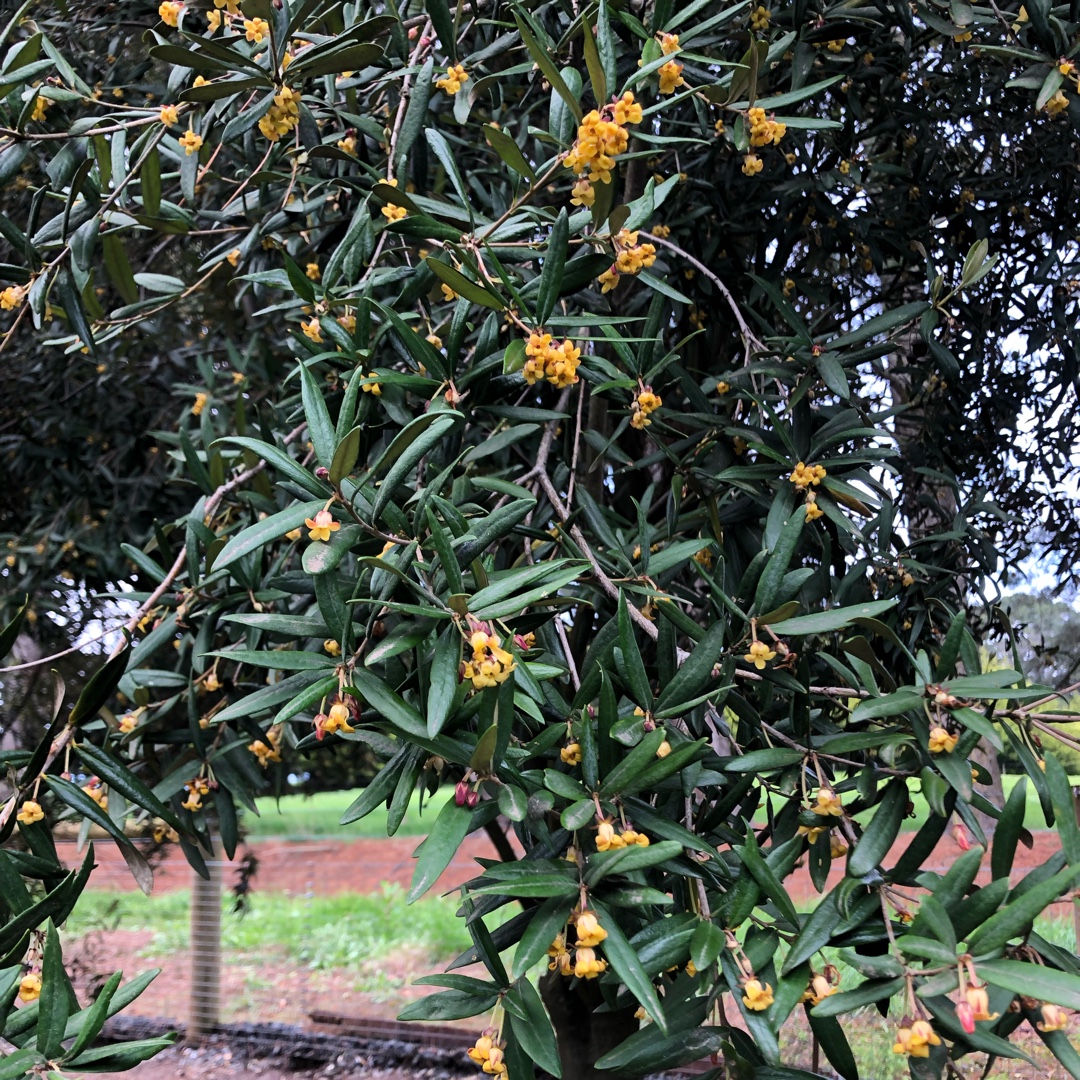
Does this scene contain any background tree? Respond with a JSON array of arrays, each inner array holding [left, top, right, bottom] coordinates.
[[0, 1, 1079, 1079]]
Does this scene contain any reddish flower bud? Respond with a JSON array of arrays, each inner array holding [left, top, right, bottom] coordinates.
[[466, 790, 479, 808], [952, 822, 971, 850], [455, 780, 469, 806], [956, 1001, 975, 1034]]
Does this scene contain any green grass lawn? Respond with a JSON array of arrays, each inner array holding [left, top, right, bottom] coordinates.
[[65, 884, 474, 971], [244, 773, 1061, 841]]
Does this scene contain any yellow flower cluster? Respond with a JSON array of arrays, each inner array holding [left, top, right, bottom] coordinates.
[[248, 725, 282, 766], [751, 5, 771, 30], [301, 317, 321, 343], [564, 92, 643, 205], [436, 64, 469, 96], [182, 777, 210, 812], [596, 820, 650, 850], [258, 86, 300, 142], [789, 460, 826, 488], [522, 332, 581, 388], [748, 107, 786, 147], [573, 946, 607, 978], [16, 800, 44, 825], [743, 640, 775, 669], [892, 1020, 941, 1058], [630, 388, 661, 430], [179, 128, 203, 155], [361, 372, 382, 395], [805, 491, 824, 522], [467, 1035, 507, 1076], [598, 229, 656, 293], [82, 777, 108, 810], [192, 391, 207, 417], [742, 979, 774, 1011], [928, 726, 958, 753], [463, 625, 515, 689]]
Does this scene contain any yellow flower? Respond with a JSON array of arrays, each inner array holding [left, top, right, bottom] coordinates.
[[805, 493, 824, 522], [743, 640, 776, 670], [159, 1, 183, 27], [361, 373, 382, 395], [693, 547, 712, 568], [742, 979, 774, 1011], [18, 974, 41, 1002], [830, 834, 848, 858], [826, 38, 846, 52], [575, 911, 607, 947], [928, 726, 958, 754], [1044, 90, 1069, 115], [892, 1020, 940, 1058], [285, 527, 302, 542], [337, 135, 356, 154], [244, 17, 269, 42], [324, 639, 341, 656], [226, 248, 241, 267], [808, 974, 835, 1005], [751, 5, 771, 30], [305, 510, 340, 543], [1038, 1003, 1069, 1031], [547, 933, 572, 974], [560, 742, 582, 765], [323, 701, 355, 735], [204, 672, 221, 693], [436, 64, 469, 95], [789, 460, 826, 488], [598, 267, 620, 293], [301, 317, 322, 343], [382, 203, 408, 222], [1, 285, 26, 311], [797, 824, 827, 843], [440, 283, 458, 302], [178, 128, 203, 156], [656, 739, 672, 758], [337, 312, 356, 334], [621, 828, 650, 846], [659, 33, 680, 54], [119, 713, 138, 733], [30, 96, 50, 122], [207, 8, 222, 30], [159, 104, 179, 126], [631, 387, 661, 429], [17, 800, 44, 825], [812, 787, 843, 817], [658, 59, 685, 94], [613, 91, 642, 125], [965, 985, 998, 1022], [192, 391, 207, 417], [742, 153, 763, 176], [747, 107, 785, 147], [305, 262, 320, 281], [838, 159, 851, 175], [570, 177, 596, 207], [573, 946, 608, 978]]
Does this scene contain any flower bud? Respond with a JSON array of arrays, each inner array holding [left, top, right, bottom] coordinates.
[[455, 780, 469, 806], [466, 789, 479, 808], [956, 1001, 975, 1034], [315, 466, 329, 479]]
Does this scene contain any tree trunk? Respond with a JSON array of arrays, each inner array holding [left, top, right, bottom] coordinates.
[[539, 971, 638, 1080]]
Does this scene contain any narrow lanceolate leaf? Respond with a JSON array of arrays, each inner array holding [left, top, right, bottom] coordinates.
[[37, 921, 70, 1060], [298, 359, 336, 469], [427, 626, 461, 737], [590, 900, 668, 1034], [847, 777, 908, 879], [484, 124, 536, 181], [535, 208, 569, 327], [424, 257, 505, 310], [966, 864, 1080, 955], [979, 959, 1080, 1012], [213, 501, 324, 571], [407, 799, 473, 903]]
